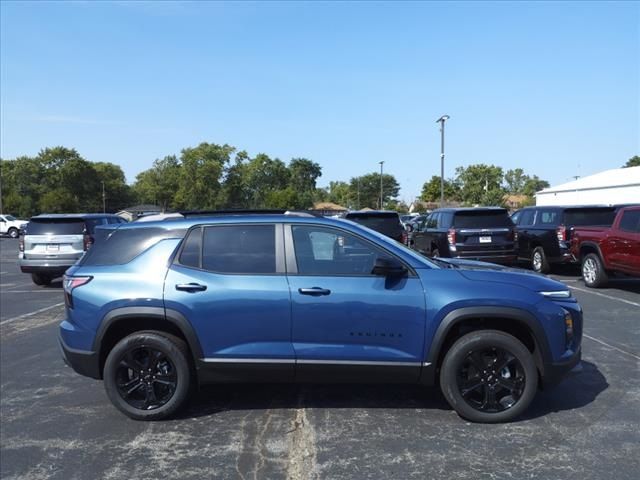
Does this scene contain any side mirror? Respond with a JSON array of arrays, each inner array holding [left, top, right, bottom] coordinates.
[[405, 224, 414, 233], [372, 257, 407, 277]]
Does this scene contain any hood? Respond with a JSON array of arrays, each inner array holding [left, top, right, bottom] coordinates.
[[437, 258, 570, 294]]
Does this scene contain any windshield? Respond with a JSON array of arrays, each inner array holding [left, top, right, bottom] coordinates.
[[5, 215, 16, 221]]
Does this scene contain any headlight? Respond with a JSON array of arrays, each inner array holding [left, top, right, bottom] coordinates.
[[539, 290, 571, 299]]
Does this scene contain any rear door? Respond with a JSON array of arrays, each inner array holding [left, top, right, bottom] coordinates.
[[24, 218, 86, 262], [514, 209, 536, 259], [452, 210, 514, 257], [286, 224, 427, 383], [608, 208, 640, 271], [163, 223, 294, 381]]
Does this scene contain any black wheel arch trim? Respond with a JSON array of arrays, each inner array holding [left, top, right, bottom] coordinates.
[[577, 241, 604, 262], [93, 306, 204, 364], [420, 306, 552, 386]]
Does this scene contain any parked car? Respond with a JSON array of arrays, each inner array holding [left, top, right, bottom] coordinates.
[[60, 212, 582, 423], [0, 214, 28, 238], [510, 205, 621, 273], [400, 213, 420, 226], [405, 214, 428, 247], [344, 211, 406, 244], [411, 208, 516, 265], [570, 205, 640, 287], [19, 213, 126, 285]]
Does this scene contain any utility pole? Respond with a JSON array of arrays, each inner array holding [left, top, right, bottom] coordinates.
[[436, 115, 450, 207], [101, 181, 106, 213], [378, 161, 384, 209]]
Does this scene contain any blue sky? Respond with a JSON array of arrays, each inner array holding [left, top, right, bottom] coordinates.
[[1, 1, 638, 201]]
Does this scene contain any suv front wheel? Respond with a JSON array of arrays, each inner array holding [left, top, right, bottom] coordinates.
[[103, 331, 192, 421], [439, 330, 538, 423]]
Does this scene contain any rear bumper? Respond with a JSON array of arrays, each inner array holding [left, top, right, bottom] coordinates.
[[58, 334, 101, 380], [19, 258, 76, 275], [451, 253, 517, 265]]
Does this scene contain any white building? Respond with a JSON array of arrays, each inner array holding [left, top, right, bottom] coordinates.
[[536, 166, 640, 206]]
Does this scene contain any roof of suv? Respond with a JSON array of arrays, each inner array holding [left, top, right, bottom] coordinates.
[[432, 207, 507, 213], [344, 210, 399, 216], [31, 213, 121, 219]]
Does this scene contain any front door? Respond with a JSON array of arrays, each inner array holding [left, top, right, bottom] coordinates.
[[163, 223, 294, 381], [285, 224, 427, 383]]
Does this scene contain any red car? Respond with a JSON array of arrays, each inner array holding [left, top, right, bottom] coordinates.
[[570, 206, 640, 287]]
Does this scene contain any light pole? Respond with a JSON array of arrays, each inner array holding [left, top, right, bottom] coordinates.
[[378, 161, 384, 209], [101, 181, 106, 213], [436, 115, 450, 207]]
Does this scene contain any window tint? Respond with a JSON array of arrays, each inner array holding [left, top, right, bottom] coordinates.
[[438, 212, 453, 228], [453, 210, 512, 228], [426, 214, 437, 229], [292, 225, 388, 275], [179, 228, 202, 268], [345, 213, 403, 236], [619, 210, 640, 233], [535, 210, 560, 226], [84, 217, 108, 234], [26, 219, 85, 235], [80, 227, 186, 266], [519, 210, 535, 226], [5, 215, 16, 221], [565, 208, 616, 227], [202, 225, 276, 274]]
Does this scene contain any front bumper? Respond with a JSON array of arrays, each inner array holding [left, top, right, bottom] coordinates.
[[59, 334, 101, 380], [541, 345, 582, 388]]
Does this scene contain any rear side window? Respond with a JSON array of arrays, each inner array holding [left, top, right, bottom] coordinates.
[[345, 213, 403, 234], [202, 225, 276, 274], [565, 208, 616, 227], [26, 219, 85, 235], [535, 210, 560, 226], [80, 227, 186, 266], [453, 211, 512, 229], [179, 228, 202, 268], [619, 210, 640, 233]]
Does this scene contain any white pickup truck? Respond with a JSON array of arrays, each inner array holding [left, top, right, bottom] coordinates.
[[0, 214, 28, 238]]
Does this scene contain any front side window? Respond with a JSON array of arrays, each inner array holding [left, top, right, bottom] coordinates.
[[202, 225, 276, 274], [292, 225, 390, 275]]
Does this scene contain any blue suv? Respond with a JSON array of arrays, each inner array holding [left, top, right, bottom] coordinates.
[[59, 212, 582, 423]]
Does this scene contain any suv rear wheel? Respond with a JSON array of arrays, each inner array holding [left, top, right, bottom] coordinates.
[[8, 227, 19, 239], [439, 330, 538, 423], [31, 273, 52, 286], [582, 253, 608, 288], [103, 331, 192, 421], [531, 246, 550, 273]]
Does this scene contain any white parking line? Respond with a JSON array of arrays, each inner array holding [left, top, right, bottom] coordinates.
[[584, 334, 640, 361], [0, 302, 65, 326], [2, 290, 62, 293], [568, 285, 640, 307]]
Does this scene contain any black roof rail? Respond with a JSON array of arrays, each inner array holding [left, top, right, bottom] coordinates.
[[177, 209, 322, 218]]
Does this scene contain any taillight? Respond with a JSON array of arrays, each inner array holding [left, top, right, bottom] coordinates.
[[63, 275, 92, 308], [447, 228, 456, 245], [402, 231, 408, 244], [556, 225, 567, 242], [19, 236, 24, 252], [83, 233, 94, 251]]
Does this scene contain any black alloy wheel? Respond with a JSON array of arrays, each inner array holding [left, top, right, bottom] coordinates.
[[456, 347, 525, 413], [115, 346, 177, 411]]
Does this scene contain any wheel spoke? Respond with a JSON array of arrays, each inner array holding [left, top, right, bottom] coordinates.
[[493, 351, 513, 372], [121, 351, 142, 370], [144, 384, 158, 408], [497, 377, 518, 392], [482, 387, 498, 410], [125, 381, 145, 396], [467, 351, 486, 373], [460, 377, 483, 396], [118, 376, 140, 390]]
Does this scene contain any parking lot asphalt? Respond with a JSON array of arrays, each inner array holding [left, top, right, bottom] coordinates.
[[1, 236, 638, 480]]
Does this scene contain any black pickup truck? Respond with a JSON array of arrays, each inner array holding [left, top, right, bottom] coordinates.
[[510, 205, 621, 273]]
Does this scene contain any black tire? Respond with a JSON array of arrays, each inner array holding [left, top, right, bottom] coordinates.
[[439, 330, 538, 423], [31, 273, 51, 286], [582, 253, 608, 288], [8, 228, 19, 239], [531, 246, 550, 273], [432, 248, 440, 258], [103, 331, 192, 421]]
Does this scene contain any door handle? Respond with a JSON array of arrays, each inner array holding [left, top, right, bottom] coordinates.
[[176, 283, 207, 292], [298, 287, 331, 296]]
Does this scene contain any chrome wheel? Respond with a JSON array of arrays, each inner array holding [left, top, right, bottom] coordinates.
[[532, 252, 542, 271], [583, 257, 597, 284]]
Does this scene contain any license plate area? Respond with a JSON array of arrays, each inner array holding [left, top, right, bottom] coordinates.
[[46, 244, 60, 252], [479, 236, 492, 243]]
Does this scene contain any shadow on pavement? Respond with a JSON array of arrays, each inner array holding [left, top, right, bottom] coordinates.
[[177, 361, 607, 422], [522, 360, 608, 420]]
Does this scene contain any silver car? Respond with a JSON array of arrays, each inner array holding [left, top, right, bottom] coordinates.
[[19, 214, 126, 285]]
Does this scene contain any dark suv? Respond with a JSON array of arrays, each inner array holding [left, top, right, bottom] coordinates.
[[411, 208, 516, 265], [19, 213, 126, 285], [511, 205, 620, 273], [60, 212, 582, 423], [343, 211, 405, 243]]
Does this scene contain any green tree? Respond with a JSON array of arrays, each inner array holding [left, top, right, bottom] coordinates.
[[93, 162, 133, 212], [455, 164, 505, 206], [623, 155, 640, 168], [349, 173, 400, 209], [243, 154, 291, 208], [325, 181, 351, 207], [133, 155, 181, 211], [289, 158, 322, 193], [522, 175, 550, 197], [504, 168, 528, 193], [420, 175, 460, 202]]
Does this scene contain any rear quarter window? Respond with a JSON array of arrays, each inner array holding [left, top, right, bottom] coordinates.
[[26, 219, 85, 235], [564, 208, 617, 227], [79, 227, 186, 266], [453, 211, 512, 229]]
